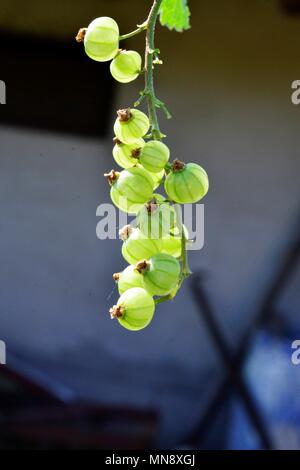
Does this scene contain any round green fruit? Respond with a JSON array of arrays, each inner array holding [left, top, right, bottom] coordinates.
[[114, 108, 150, 144], [113, 265, 144, 294], [148, 168, 165, 190], [110, 50, 142, 83], [161, 235, 182, 258], [109, 287, 155, 331], [105, 167, 154, 214], [136, 253, 180, 296], [120, 225, 162, 265], [84, 17, 119, 62], [139, 141, 170, 173], [137, 198, 176, 239], [112, 138, 144, 169], [164, 160, 209, 203]]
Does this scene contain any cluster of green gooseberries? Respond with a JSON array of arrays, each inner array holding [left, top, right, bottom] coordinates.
[[76, 17, 142, 83], [76, 15, 209, 331]]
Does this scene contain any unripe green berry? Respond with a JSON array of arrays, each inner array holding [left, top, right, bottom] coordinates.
[[137, 197, 176, 239], [120, 225, 162, 265], [136, 253, 180, 296], [164, 160, 209, 204], [112, 138, 144, 169], [114, 108, 150, 144], [84, 17, 119, 62], [113, 265, 144, 294], [139, 141, 170, 173], [163, 224, 190, 257], [110, 50, 142, 83], [105, 166, 154, 214], [148, 168, 165, 190], [161, 235, 182, 258], [109, 287, 155, 331]]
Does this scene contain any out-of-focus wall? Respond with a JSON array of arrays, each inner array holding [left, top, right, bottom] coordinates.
[[0, 0, 300, 447]]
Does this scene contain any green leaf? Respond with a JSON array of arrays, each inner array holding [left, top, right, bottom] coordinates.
[[159, 0, 191, 32]]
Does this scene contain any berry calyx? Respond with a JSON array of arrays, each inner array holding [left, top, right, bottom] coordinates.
[[110, 50, 142, 83], [104, 169, 119, 185], [109, 304, 124, 319], [75, 28, 87, 43], [117, 108, 132, 122], [83, 17, 119, 62], [109, 287, 155, 331], [171, 159, 185, 172]]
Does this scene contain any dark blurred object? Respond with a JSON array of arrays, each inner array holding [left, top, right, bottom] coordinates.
[[229, 330, 300, 450], [0, 365, 158, 449], [186, 215, 300, 449], [0, 32, 114, 137], [280, 0, 300, 14]]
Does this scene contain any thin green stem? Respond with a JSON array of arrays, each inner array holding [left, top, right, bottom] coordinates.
[[144, 0, 163, 140], [139, 1, 190, 307], [174, 204, 191, 276], [155, 294, 173, 305], [119, 21, 148, 41]]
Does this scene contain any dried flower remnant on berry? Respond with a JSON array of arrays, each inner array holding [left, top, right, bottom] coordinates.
[[75, 28, 87, 42], [119, 224, 133, 241], [109, 305, 124, 319], [104, 169, 119, 185], [117, 108, 132, 122]]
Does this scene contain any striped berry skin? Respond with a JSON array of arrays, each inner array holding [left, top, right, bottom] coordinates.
[[110, 287, 155, 331], [110, 166, 154, 214], [121, 227, 162, 265], [161, 235, 182, 258], [137, 253, 180, 296], [137, 199, 176, 239], [164, 161, 209, 204], [114, 108, 150, 144], [114, 265, 144, 294], [144, 167, 165, 190], [84, 17, 119, 62], [163, 224, 190, 257], [110, 50, 142, 83], [112, 139, 145, 169], [139, 141, 170, 173]]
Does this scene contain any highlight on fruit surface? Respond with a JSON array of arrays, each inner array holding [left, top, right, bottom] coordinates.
[[148, 168, 165, 190], [164, 159, 209, 204], [120, 225, 162, 265], [83, 17, 119, 62], [139, 140, 170, 173], [161, 235, 182, 258], [113, 265, 144, 294], [110, 50, 142, 83], [137, 197, 176, 239], [136, 253, 181, 296], [105, 166, 154, 214], [114, 108, 150, 144], [112, 138, 145, 168], [109, 287, 155, 331]]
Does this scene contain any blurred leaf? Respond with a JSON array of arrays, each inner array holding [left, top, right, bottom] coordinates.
[[159, 0, 191, 32]]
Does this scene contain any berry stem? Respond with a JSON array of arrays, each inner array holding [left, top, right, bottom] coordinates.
[[174, 204, 192, 278], [144, 0, 164, 140], [119, 21, 148, 41]]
